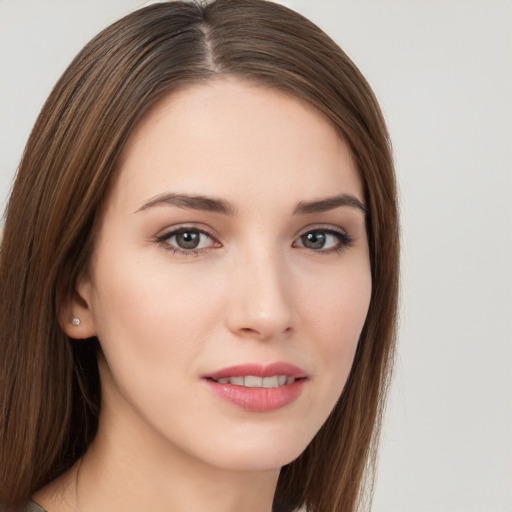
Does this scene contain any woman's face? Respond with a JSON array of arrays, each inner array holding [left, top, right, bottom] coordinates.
[[74, 77, 371, 471]]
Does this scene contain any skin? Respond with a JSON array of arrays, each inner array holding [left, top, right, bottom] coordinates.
[[35, 77, 371, 512]]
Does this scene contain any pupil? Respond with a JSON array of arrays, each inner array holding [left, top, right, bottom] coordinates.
[[176, 231, 200, 249], [302, 232, 325, 249]]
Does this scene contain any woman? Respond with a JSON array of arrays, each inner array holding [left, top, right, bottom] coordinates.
[[0, 1, 399, 511]]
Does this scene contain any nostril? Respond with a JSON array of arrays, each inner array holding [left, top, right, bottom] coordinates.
[[236, 325, 293, 340]]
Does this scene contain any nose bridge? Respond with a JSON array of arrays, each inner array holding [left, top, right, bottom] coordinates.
[[227, 242, 294, 340]]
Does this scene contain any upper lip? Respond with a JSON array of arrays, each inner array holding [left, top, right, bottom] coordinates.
[[206, 362, 307, 380]]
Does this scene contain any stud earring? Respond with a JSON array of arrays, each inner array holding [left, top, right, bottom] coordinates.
[[72, 317, 81, 326]]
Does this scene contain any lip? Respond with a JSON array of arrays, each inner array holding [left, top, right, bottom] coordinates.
[[204, 362, 307, 412], [206, 362, 307, 380]]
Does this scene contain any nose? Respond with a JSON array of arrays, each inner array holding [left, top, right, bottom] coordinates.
[[225, 249, 295, 341]]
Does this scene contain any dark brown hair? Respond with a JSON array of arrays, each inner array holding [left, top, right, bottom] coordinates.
[[0, 1, 399, 510]]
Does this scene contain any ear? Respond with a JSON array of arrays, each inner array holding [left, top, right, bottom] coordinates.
[[59, 277, 97, 339]]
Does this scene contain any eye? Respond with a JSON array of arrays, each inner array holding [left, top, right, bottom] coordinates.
[[294, 228, 353, 253], [157, 227, 220, 254]]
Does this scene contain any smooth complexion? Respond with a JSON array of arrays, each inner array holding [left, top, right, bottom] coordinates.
[[37, 78, 372, 512]]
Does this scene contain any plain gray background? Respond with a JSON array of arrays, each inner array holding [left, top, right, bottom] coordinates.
[[1, 1, 511, 511]]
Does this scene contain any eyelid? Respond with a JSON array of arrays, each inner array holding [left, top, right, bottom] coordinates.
[[156, 223, 216, 238], [155, 224, 221, 255], [293, 224, 354, 252], [293, 223, 350, 239]]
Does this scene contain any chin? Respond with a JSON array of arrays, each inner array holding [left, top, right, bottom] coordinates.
[[191, 422, 318, 473]]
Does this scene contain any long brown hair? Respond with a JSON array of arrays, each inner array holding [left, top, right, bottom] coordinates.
[[0, 1, 399, 510]]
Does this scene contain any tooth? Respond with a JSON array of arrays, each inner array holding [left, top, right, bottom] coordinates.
[[216, 375, 295, 387], [262, 376, 279, 388], [244, 376, 263, 387]]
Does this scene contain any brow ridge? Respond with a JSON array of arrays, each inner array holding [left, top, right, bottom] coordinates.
[[136, 193, 237, 215], [294, 194, 367, 215]]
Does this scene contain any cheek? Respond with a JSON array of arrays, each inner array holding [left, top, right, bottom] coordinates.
[[299, 262, 372, 380], [88, 255, 225, 374], [87, 256, 231, 442]]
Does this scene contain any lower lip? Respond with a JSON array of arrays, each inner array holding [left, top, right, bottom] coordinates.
[[205, 379, 305, 412]]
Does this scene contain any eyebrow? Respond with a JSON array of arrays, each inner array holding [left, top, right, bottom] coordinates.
[[294, 194, 367, 215], [136, 192, 366, 216], [136, 193, 237, 216]]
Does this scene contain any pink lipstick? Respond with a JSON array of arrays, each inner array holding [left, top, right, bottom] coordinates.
[[204, 362, 307, 412]]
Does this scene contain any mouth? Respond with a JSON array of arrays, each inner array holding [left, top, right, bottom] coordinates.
[[204, 362, 307, 412]]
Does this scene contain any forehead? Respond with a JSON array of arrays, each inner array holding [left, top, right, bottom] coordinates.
[[112, 77, 363, 211]]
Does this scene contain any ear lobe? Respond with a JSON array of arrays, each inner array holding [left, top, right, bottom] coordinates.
[[59, 279, 97, 339]]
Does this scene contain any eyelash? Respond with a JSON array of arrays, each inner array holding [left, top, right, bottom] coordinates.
[[156, 227, 219, 256], [156, 225, 354, 256], [293, 227, 354, 254]]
